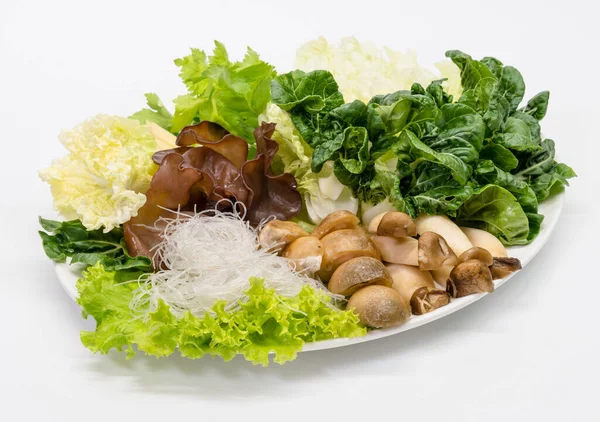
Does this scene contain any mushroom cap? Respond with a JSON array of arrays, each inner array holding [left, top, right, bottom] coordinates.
[[347, 285, 411, 328], [258, 220, 308, 254], [367, 212, 388, 234], [328, 257, 392, 296], [458, 247, 493, 266], [410, 287, 451, 315], [415, 215, 473, 256], [490, 257, 522, 280], [310, 210, 360, 240], [447, 259, 494, 298], [282, 236, 324, 275], [318, 228, 381, 281], [418, 232, 459, 271], [377, 212, 417, 238]]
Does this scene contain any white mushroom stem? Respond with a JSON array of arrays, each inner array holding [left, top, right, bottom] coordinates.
[[431, 265, 454, 289], [371, 236, 418, 266], [415, 215, 473, 256], [460, 227, 507, 257], [386, 264, 436, 304]]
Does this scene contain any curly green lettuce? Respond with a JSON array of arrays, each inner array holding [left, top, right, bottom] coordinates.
[[39, 115, 161, 232], [77, 264, 366, 366]]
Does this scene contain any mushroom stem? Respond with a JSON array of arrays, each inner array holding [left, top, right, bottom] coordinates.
[[371, 236, 418, 266], [387, 264, 450, 315]]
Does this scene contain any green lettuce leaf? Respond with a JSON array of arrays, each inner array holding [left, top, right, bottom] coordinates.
[[78, 264, 365, 366], [171, 42, 277, 142], [130, 93, 174, 132]]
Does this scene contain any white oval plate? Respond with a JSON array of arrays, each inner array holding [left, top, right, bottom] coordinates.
[[55, 190, 564, 353]]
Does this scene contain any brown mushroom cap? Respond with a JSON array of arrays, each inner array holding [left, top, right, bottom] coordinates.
[[458, 247, 493, 266], [328, 257, 392, 296], [367, 212, 388, 234], [310, 210, 360, 239], [490, 257, 522, 280], [410, 287, 451, 315], [377, 212, 417, 238], [258, 220, 308, 254], [447, 259, 494, 298], [347, 285, 411, 328], [282, 236, 324, 275], [319, 228, 381, 281], [418, 232, 459, 271]]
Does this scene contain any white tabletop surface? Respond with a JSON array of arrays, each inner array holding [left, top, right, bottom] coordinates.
[[1, 0, 598, 421]]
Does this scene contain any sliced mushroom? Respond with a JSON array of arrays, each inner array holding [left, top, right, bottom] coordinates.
[[310, 210, 360, 239], [282, 236, 323, 276], [319, 229, 381, 281], [347, 285, 411, 328], [490, 257, 522, 280], [415, 215, 472, 255], [431, 265, 454, 289], [418, 232, 458, 270], [447, 259, 494, 298], [328, 257, 392, 296], [367, 212, 388, 234], [371, 236, 418, 266], [258, 220, 308, 254], [460, 227, 507, 258], [458, 247, 493, 266], [377, 212, 417, 238], [387, 263, 450, 315]]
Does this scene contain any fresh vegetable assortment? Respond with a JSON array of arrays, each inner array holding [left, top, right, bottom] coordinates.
[[39, 38, 574, 365]]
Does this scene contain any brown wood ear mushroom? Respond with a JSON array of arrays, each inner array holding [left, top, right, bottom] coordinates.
[[347, 285, 411, 328], [310, 210, 360, 239], [376, 212, 417, 238], [418, 232, 459, 270], [458, 247, 493, 266], [447, 259, 494, 298], [489, 257, 522, 280], [328, 257, 392, 296], [258, 220, 308, 254]]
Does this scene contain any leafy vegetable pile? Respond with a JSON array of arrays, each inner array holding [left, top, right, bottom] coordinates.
[[78, 264, 364, 366], [270, 50, 575, 245]]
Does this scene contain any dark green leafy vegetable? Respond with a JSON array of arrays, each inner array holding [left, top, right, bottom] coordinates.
[[272, 49, 575, 245], [38, 217, 151, 282]]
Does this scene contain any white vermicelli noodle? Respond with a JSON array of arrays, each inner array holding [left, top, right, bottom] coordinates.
[[130, 205, 341, 318]]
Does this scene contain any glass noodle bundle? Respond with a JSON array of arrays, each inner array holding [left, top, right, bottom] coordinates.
[[130, 203, 341, 318]]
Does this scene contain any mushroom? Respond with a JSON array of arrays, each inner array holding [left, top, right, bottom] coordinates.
[[367, 212, 388, 234], [361, 199, 396, 229], [258, 220, 308, 254], [328, 257, 392, 296], [387, 264, 450, 315], [318, 228, 381, 281], [282, 236, 323, 276], [377, 212, 417, 238], [347, 285, 411, 328], [458, 247, 493, 266], [489, 257, 522, 280], [310, 210, 360, 239], [415, 215, 473, 255], [447, 259, 494, 298], [418, 232, 458, 270], [431, 265, 454, 289], [371, 236, 418, 266], [460, 227, 507, 258]]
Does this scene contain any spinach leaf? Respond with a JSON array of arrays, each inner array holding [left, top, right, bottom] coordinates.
[[529, 162, 577, 201], [493, 116, 541, 152], [479, 144, 519, 171], [446, 50, 495, 90], [513, 139, 557, 178], [480, 57, 503, 78], [39, 218, 152, 281], [522, 91, 550, 120], [456, 185, 531, 245]]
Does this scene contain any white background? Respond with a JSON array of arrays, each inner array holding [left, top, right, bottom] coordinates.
[[1, 0, 599, 420]]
